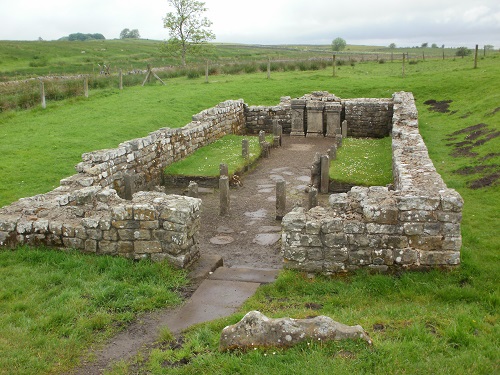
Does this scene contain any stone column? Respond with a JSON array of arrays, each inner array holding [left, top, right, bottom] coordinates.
[[219, 176, 230, 216], [276, 180, 286, 220], [290, 99, 306, 136], [325, 102, 342, 138], [306, 100, 325, 137], [342, 120, 348, 138], [320, 155, 330, 193]]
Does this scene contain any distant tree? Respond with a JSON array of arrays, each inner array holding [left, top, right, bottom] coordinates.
[[331, 37, 347, 52], [421, 42, 428, 48], [456, 46, 471, 58], [431, 43, 438, 48], [128, 29, 140, 38], [67, 33, 105, 41], [162, 0, 215, 66], [484, 45, 494, 50], [120, 28, 140, 39], [120, 28, 130, 39], [389, 43, 396, 49]]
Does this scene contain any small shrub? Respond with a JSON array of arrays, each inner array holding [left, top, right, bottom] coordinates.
[[378, 59, 386, 64], [244, 63, 258, 74], [409, 60, 419, 65], [186, 70, 200, 79]]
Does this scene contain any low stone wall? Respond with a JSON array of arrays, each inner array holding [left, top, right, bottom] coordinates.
[[245, 97, 292, 134], [0, 99, 245, 266], [281, 92, 463, 273], [343, 98, 393, 138]]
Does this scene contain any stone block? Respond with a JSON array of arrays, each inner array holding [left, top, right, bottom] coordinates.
[[343, 221, 366, 234], [363, 205, 399, 224], [133, 204, 158, 221], [33, 219, 49, 234], [366, 223, 403, 235], [98, 240, 118, 254], [134, 241, 162, 254], [62, 237, 84, 250], [86, 229, 103, 241], [348, 249, 372, 266], [436, 211, 462, 223], [381, 235, 409, 249], [283, 246, 307, 262], [322, 233, 347, 248], [282, 209, 307, 232], [324, 247, 348, 262], [307, 247, 324, 261], [16, 220, 33, 234], [111, 205, 134, 221], [408, 235, 443, 251], [393, 248, 418, 265], [397, 195, 440, 210], [419, 251, 460, 266], [399, 210, 436, 222], [111, 220, 140, 229], [403, 223, 424, 235], [85, 239, 97, 253], [373, 248, 394, 265], [321, 217, 343, 233], [0, 219, 16, 232], [305, 220, 321, 235], [440, 189, 464, 212], [442, 236, 462, 251], [117, 241, 134, 254]]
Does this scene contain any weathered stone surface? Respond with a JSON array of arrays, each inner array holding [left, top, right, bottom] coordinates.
[[220, 311, 372, 351]]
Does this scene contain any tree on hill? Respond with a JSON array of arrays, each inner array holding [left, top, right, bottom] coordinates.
[[120, 28, 140, 39], [162, 0, 215, 66], [389, 43, 396, 49], [331, 37, 346, 52]]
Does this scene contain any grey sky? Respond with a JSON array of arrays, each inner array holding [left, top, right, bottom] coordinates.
[[1, 0, 499, 48]]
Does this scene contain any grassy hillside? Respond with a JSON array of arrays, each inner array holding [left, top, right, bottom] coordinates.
[[0, 53, 498, 374], [0, 39, 470, 80]]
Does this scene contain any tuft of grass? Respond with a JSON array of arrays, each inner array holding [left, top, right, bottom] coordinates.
[[164, 135, 269, 177], [329, 137, 393, 186]]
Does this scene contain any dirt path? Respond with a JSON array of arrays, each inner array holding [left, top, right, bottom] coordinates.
[[71, 135, 334, 374]]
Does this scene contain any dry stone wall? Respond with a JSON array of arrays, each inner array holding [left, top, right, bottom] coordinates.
[[0, 99, 246, 267], [281, 92, 463, 273]]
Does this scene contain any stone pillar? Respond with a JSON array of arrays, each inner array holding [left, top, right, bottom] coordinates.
[[325, 102, 342, 138], [187, 181, 198, 198], [219, 176, 230, 216], [242, 139, 249, 159], [276, 180, 286, 220], [219, 163, 228, 177], [320, 155, 330, 193], [342, 120, 348, 138], [308, 187, 318, 210], [329, 145, 337, 160], [290, 99, 306, 136], [306, 100, 325, 137], [259, 130, 266, 144]]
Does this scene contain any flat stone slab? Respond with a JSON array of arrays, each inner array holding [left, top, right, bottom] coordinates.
[[209, 267, 280, 284], [253, 233, 281, 246], [164, 279, 260, 334], [244, 208, 268, 219], [209, 235, 235, 245], [188, 253, 224, 282], [198, 187, 215, 194], [217, 226, 234, 234]]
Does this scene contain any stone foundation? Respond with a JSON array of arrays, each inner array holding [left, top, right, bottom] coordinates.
[[281, 92, 463, 273]]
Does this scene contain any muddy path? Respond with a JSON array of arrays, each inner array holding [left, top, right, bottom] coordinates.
[[71, 135, 334, 374]]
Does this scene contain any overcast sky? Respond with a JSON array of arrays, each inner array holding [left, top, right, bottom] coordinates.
[[1, 0, 499, 48]]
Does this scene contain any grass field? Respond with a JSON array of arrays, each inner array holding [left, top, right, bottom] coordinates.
[[0, 49, 499, 374]]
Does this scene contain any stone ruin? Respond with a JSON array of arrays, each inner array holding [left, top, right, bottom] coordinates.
[[0, 91, 462, 273]]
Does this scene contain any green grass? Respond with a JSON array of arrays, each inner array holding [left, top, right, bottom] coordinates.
[[0, 247, 187, 375], [329, 137, 393, 186], [0, 52, 499, 374], [164, 135, 269, 177]]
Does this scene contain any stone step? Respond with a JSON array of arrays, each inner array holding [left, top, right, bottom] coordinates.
[[208, 266, 280, 284]]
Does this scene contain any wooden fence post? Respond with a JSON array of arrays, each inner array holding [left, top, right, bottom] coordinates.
[[474, 44, 478, 69], [84, 77, 89, 98], [402, 53, 406, 78], [119, 69, 123, 90], [205, 60, 209, 83], [267, 58, 271, 79], [40, 80, 46, 109], [332, 54, 336, 77]]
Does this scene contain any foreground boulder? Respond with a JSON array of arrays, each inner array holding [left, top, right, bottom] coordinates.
[[220, 310, 372, 351]]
